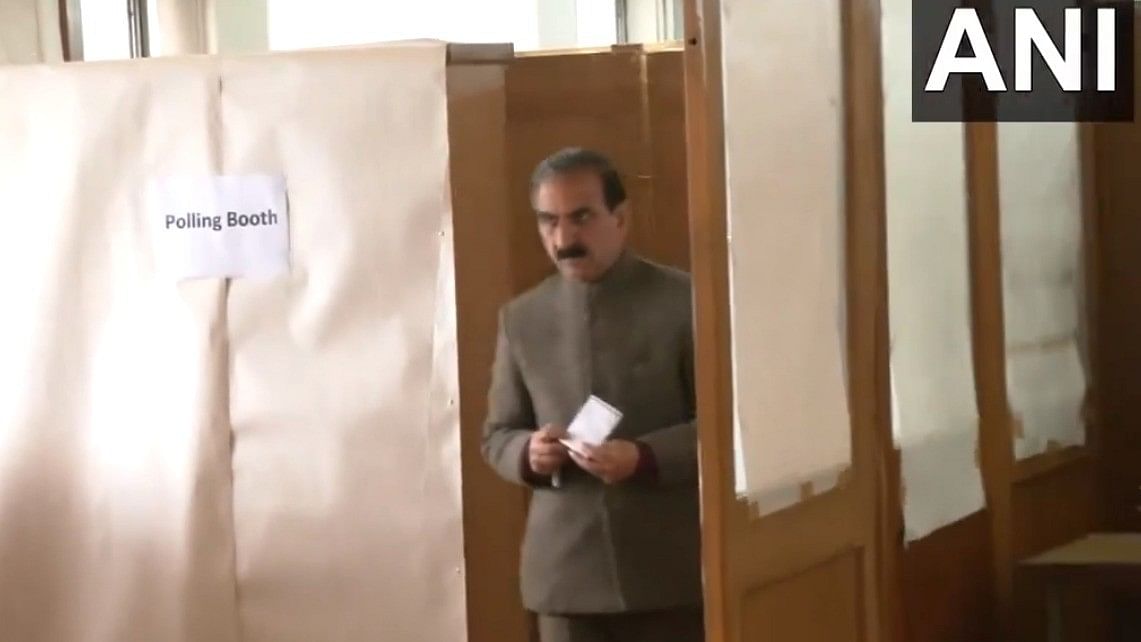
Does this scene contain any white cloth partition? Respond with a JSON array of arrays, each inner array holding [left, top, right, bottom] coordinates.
[[0, 41, 466, 642]]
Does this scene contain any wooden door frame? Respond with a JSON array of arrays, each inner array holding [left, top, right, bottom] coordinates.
[[682, 0, 898, 640], [681, 0, 731, 637], [969, 116, 1106, 639]]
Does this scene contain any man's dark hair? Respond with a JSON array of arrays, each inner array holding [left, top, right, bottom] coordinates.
[[530, 147, 628, 211]]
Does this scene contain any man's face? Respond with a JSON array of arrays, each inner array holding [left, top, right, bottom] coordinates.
[[533, 170, 628, 282]]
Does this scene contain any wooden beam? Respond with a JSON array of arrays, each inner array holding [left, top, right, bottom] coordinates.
[[682, 0, 733, 640], [965, 119, 1018, 641]]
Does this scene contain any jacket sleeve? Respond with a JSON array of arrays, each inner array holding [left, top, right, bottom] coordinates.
[[636, 319, 698, 487], [480, 307, 545, 487]]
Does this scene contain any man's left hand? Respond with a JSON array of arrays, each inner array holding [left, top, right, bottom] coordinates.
[[568, 439, 641, 484]]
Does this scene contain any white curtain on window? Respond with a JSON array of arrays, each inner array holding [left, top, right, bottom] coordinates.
[[0, 0, 62, 64]]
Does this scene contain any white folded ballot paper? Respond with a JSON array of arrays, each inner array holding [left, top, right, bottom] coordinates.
[[552, 396, 623, 488], [559, 395, 623, 459]]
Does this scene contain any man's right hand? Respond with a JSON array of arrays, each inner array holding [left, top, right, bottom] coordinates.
[[528, 425, 568, 476]]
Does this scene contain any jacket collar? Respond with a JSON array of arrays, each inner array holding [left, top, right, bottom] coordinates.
[[561, 249, 641, 300]]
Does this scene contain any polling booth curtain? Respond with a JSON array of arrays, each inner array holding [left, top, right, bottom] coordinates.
[[0, 0, 63, 63], [0, 41, 466, 642]]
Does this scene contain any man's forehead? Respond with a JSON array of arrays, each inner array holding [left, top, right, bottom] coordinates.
[[535, 176, 605, 210], [536, 205, 596, 219]]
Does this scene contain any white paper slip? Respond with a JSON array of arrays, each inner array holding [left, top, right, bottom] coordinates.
[[560, 395, 623, 453], [149, 174, 291, 280]]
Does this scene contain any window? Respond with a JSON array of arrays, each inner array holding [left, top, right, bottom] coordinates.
[[69, 0, 148, 60]]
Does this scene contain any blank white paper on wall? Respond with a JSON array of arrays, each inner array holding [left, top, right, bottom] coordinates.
[[997, 123, 1088, 460], [720, 0, 852, 514], [881, 0, 986, 542]]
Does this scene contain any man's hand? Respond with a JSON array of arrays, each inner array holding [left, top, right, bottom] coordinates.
[[528, 425, 569, 476], [568, 439, 641, 484]]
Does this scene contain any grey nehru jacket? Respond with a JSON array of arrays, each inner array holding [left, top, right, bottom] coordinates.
[[481, 251, 702, 615]]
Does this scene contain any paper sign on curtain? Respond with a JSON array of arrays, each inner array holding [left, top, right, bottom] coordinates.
[[149, 174, 290, 279]]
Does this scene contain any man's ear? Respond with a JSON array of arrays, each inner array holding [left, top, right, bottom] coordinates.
[[613, 201, 631, 228]]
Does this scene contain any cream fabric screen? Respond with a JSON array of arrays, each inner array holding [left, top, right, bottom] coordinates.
[[0, 42, 466, 642]]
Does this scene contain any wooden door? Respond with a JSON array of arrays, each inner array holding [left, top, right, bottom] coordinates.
[[1093, 13, 1141, 537], [505, 45, 691, 292], [683, 1, 892, 641]]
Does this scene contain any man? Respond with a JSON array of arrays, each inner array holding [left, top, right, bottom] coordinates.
[[481, 147, 703, 642]]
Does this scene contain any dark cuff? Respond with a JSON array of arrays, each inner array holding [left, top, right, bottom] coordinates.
[[634, 441, 659, 482], [520, 443, 551, 486]]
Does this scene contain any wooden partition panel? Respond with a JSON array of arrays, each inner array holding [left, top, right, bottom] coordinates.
[[644, 48, 691, 270], [898, 512, 996, 642], [870, 10, 1113, 642], [879, 59, 996, 642], [684, 0, 890, 640], [1093, 14, 1141, 536], [965, 119, 1106, 642], [1006, 121, 1105, 641], [505, 44, 689, 292], [447, 48, 531, 642], [1088, 14, 1141, 640]]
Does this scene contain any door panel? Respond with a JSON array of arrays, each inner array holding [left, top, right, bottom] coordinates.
[[1093, 13, 1141, 534], [741, 552, 863, 642], [901, 513, 997, 642], [683, 0, 889, 640]]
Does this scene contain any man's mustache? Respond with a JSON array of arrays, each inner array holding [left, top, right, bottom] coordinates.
[[556, 245, 588, 260]]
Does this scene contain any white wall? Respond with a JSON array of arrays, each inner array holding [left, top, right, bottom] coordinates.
[[575, 0, 617, 47], [81, 0, 131, 60], [626, 0, 660, 44], [624, 0, 683, 43], [265, 0, 623, 52], [266, 0, 542, 51], [214, 0, 267, 54], [99, 0, 672, 59], [536, 0, 577, 49]]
